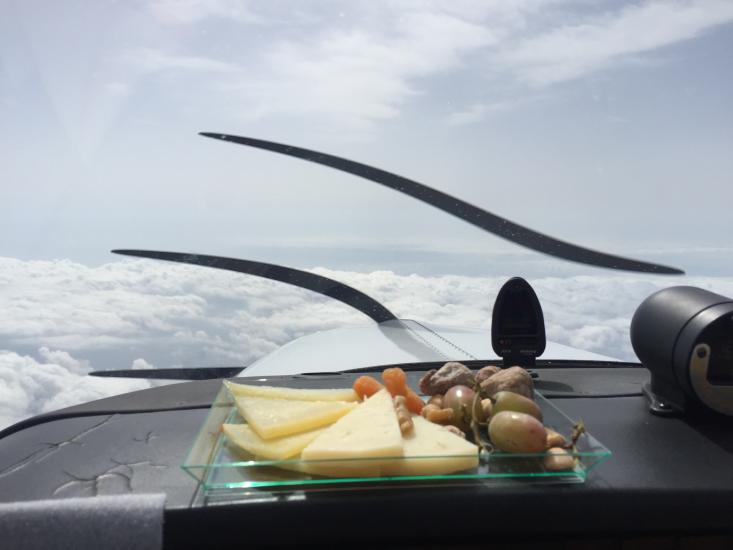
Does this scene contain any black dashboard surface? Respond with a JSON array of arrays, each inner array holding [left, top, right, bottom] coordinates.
[[1, 367, 732, 546]]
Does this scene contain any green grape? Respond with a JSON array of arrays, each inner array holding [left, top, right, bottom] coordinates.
[[488, 411, 547, 453], [443, 385, 475, 431], [492, 391, 543, 421]]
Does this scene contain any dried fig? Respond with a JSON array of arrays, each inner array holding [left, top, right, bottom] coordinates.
[[475, 365, 500, 384], [480, 366, 534, 399], [418, 362, 475, 395]]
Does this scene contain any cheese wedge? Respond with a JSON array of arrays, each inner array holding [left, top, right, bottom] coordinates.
[[223, 424, 325, 460], [384, 416, 479, 476], [225, 381, 358, 402], [235, 396, 356, 440], [300, 389, 403, 477]]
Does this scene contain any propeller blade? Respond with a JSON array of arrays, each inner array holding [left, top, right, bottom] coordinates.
[[88, 367, 244, 380], [200, 132, 683, 275], [112, 249, 398, 323]]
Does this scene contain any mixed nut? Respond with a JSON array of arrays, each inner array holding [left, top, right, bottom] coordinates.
[[418, 361, 585, 472]]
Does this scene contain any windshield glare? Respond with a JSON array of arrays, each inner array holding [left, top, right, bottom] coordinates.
[[1, 1, 732, 430]]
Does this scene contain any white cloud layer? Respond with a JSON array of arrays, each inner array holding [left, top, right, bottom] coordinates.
[[2, 256, 733, 430], [0, 348, 152, 431]]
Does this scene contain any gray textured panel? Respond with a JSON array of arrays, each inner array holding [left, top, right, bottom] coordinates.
[[0, 494, 165, 550], [0, 411, 204, 508]]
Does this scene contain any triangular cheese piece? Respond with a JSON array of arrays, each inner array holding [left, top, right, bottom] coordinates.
[[223, 424, 325, 460], [225, 381, 357, 402], [384, 416, 479, 476], [299, 389, 403, 477], [235, 396, 356, 440]]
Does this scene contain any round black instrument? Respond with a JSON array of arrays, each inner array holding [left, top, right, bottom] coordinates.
[[631, 286, 733, 416]]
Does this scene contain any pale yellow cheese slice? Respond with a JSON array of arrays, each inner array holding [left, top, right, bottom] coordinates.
[[384, 416, 479, 476], [235, 396, 356, 440], [223, 424, 325, 460], [299, 389, 403, 477], [225, 381, 358, 402]]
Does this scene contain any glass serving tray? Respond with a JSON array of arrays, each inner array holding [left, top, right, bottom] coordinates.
[[182, 384, 611, 492]]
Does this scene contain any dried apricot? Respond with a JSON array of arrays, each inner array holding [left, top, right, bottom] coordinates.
[[405, 388, 425, 414], [353, 375, 383, 400], [382, 368, 424, 413], [382, 368, 408, 397]]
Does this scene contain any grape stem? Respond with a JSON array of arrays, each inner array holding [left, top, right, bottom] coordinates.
[[566, 420, 586, 466], [469, 383, 493, 453], [570, 420, 586, 447], [471, 418, 492, 453]]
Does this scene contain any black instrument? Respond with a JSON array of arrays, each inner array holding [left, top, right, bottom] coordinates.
[[631, 286, 733, 416], [491, 277, 546, 367]]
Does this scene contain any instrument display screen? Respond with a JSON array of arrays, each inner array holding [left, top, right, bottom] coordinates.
[[703, 315, 733, 385], [498, 290, 539, 336]]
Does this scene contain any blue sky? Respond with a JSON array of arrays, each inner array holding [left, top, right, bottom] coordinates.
[[2, 1, 733, 428], [2, 0, 732, 275]]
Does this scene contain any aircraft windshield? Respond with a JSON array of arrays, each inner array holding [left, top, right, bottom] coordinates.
[[1, 1, 732, 430]]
